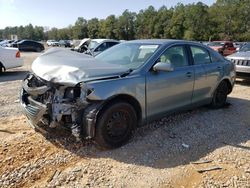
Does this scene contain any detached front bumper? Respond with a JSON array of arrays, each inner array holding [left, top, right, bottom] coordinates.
[[20, 88, 48, 129]]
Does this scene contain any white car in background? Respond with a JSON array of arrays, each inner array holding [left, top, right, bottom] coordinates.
[[0, 46, 23, 73], [86, 39, 120, 56], [46, 40, 59, 46], [0, 40, 14, 47]]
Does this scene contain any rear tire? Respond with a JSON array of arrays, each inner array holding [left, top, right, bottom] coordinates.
[[95, 102, 137, 149], [210, 81, 229, 108], [36, 47, 42, 52]]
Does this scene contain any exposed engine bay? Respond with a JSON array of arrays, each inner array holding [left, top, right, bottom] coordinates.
[[20, 73, 100, 140]]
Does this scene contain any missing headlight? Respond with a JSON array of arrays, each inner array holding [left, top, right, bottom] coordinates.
[[64, 87, 81, 99]]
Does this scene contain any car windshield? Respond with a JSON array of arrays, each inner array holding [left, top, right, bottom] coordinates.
[[239, 43, 250, 52], [95, 43, 159, 70], [18, 40, 26, 44], [208, 42, 224, 47], [88, 41, 99, 50]]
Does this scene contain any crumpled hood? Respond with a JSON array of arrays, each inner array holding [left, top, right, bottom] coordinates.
[[227, 51, 250, 59], [32, 48, 130, 86]]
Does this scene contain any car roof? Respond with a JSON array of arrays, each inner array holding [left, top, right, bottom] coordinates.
[[91, 39, 119, 43], [19, 40, 40, 43], [125, 39, 202, 45], [212, 41, 232, 43]]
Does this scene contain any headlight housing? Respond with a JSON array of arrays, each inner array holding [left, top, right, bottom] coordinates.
[[64, 87, 81, 100]]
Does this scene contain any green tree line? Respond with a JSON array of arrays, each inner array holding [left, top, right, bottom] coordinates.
[[1, 0, 250, 41]]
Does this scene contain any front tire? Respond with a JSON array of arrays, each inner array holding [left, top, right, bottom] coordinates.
[[95, 102, 137, 149], [0, 63, 4, 73], [210, 81, 229, 108]]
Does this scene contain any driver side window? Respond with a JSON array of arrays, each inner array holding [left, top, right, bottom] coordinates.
[[158, 46, 188, 68]]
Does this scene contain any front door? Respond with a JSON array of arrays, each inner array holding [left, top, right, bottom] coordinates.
[[146, 45, 194, 120]]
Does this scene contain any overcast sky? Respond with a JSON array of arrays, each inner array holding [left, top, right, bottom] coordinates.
[[0, 0, 215, 29]]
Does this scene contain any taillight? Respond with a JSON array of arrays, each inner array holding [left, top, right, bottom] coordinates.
[[16, 51, 20, 58]]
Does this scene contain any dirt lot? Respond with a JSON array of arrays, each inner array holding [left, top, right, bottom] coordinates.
[[0, 50, 250, 187]]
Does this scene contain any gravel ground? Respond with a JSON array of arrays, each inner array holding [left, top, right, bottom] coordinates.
[[0, 50, 250, 187]]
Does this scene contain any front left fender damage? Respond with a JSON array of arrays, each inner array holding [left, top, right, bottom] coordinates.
[[20, 73, 103, 140]]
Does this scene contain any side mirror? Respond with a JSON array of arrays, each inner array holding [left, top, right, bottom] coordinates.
[[153, 62, 174, 72]]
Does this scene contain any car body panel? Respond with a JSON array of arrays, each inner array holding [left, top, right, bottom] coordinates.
[[85, 75, 147, 123], [191, 64, 210, 103], [146, 66, 194, 121], [0, 46, 23, 70]]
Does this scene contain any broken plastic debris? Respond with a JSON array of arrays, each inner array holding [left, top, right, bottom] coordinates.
[[197, 166, 222, 173], [191, 160, 213, 164]]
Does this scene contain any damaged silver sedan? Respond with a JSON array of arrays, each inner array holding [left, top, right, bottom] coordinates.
[[20, 40, 236, 149]]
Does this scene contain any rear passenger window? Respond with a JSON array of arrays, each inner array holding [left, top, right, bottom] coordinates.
[[191, 46, 211, 65], [159, 46, 188, 68], [107, 42, 118, 48]]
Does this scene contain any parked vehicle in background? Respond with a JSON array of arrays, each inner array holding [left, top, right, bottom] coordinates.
[[12, 40, 45, 52], [201, 41, 209, 46], [58, 40, 71, 47], [46, 40, 59, 46], [227, 42, 250, 79], [0, 40, 15, 47], [7, 40, 22, 47], [208, 41, 236, 56], [20, 39, 235, 149], [71, 38, 91, 53], [71, 39, 119, 55], [85, 39, 120, 56], [235, 42, 248, 51], [0, 46, 23, 73]]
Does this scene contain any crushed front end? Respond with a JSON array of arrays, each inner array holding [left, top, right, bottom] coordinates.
[[20, 73, 98, 140]]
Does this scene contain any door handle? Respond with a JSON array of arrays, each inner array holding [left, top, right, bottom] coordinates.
[[186, 72, 192, 77]]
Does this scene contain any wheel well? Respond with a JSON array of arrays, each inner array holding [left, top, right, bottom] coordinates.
[[221, 79, 233, 94], [98, 94, 142, 126]]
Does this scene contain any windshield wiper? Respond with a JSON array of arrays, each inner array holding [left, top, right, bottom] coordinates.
[[120, 69, 133, 77]]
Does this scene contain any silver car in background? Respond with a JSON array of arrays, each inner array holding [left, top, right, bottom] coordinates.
[[20, 40, 235, 149], [85, 39, 120, 56], [227, 42, 250, 79]]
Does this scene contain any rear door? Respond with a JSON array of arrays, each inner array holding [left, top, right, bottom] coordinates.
[[146, 45, 194, 120], [189, 45, 224, 103]]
